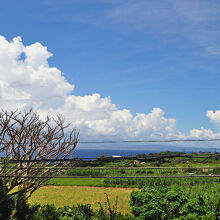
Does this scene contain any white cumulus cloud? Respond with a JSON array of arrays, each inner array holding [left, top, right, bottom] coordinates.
[[0, 35, 219, 141], [206, 110, 220, 125], [190, 127, 220, 139], [0, 36, 73, 111]]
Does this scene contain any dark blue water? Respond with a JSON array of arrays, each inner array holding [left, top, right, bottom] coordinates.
[[73, 149, 159, 158], [73, 147, 219, 159]]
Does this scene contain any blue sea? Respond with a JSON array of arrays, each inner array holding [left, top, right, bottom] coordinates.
[[73, 146, 219, 159]]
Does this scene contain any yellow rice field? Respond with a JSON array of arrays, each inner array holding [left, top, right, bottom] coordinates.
[[28, 186, 136, 214]]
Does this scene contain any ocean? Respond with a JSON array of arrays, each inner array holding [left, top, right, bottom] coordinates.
[[73, 146, 219, 159]]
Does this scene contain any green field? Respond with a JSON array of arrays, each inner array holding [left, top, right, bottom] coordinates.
[[43, 153, 220, 214], [25, 153, 220, 215]]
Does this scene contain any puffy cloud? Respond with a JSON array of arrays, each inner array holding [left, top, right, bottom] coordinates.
[[190, 127, 220, 139], [0, 35, 219, 141], [0, 36, 73, 111], [51, 99, 184, 139], [206, 110, 220, 125]]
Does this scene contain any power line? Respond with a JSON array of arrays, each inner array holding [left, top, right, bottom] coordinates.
[[0, 153, 219, 164], [0, 166, 219, 170], [0, 175, 220, 179], [78, 138, 220, 144]]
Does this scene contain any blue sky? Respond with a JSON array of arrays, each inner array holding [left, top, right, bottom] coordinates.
[[1, 0, 220, 142]]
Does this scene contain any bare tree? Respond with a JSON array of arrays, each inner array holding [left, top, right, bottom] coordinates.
[[0, 109, 78, 199]]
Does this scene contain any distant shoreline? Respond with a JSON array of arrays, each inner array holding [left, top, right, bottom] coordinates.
[[74, 147, 220, 158]]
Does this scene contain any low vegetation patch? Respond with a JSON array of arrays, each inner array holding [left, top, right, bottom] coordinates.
[[28, 186, 134, 214]]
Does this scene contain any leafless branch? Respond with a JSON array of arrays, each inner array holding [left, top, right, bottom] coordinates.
[[0, 108, 79, 199]]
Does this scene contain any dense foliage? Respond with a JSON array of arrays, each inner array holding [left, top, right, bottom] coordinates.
[[130, 184, 219, 219], [0, 181, 14, 219], [13, 193, 39, 220], [19, 203, 132, 220]]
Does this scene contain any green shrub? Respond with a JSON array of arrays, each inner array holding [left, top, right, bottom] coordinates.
[[213, 168, 220, 175], [95, 193, 135, 220], [67, 169, 104, 177], [58, 204, 94, 220], [13, 193, 39, 220], [130, 185, 207, 219], [36, 204, 59, 220], [0, 181, 14, 220], [119, 170, 126, 174], [146, 170, 153, 174], [215, 198, 220, 219]]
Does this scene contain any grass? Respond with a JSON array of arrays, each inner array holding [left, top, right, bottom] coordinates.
[[28, 186, 135, 214], [66, 167, 220, 176], [48, 178, 105, 187], [29, 178, 220, 214], [47, 166, 220, 188]]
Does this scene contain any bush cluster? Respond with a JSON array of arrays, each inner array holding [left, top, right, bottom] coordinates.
[[130, 184, 220, 219]]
